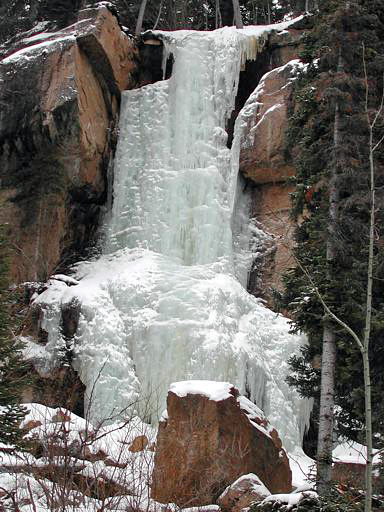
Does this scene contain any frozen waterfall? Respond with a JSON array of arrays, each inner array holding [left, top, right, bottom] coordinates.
[[36, 21, 309, 452]]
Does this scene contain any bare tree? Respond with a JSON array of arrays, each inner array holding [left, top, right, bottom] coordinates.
[[215, 0, 223, 28], [135, 0, 148, 35], [232, 0, 243, 28]]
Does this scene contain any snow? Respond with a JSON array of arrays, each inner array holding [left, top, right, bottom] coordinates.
[[35, 21, 310, 453], [1, 36, 75, 64], [261, 491, 318, 509], [218, 473, 270, 500], [170, 380, 234, 401], [333, 440, 381, 465], [51, 273, 80, 285], [288, 448, 316, 489], [22, 32, 60, 43]]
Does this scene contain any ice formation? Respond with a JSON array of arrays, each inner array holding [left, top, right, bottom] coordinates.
[[36, 20, 309, 452]]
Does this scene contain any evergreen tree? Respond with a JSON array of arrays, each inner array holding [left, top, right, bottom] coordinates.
[[280, 0, 384, 468], [0, 227, 29, 448]]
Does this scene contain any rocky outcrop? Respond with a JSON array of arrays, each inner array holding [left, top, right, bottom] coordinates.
[[0, 5, 137, 284], [151, 382, 291, 507], [239, 60, 302, 305]]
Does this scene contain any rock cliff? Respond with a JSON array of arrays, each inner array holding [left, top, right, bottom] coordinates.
[[239, 59, 302, 306], [0, 5, 137, 283]]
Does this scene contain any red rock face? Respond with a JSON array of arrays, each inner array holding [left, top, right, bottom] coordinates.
[[239, 61, 301, 307], [0, 6, 137, 284], [151, 387, 291, 506]]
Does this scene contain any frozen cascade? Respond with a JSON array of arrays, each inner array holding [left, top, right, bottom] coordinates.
[[36, 20, 310, 452]]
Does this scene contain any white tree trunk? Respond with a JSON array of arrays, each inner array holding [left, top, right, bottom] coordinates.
[[216, 0, 222, 28], [316, 52, 342, 493], [135, 0, 148, 36], [232, 0, 243, 28], [266, 0, 271, 24]]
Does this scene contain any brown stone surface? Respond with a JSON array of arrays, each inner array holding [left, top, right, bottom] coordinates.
[[21, 365, 85, 415], [151, 387, 291, 507], [332, 462, 382, 492], [239, 61, 301, 305], [247, 183, 296, 304], [269, 29, 304, 68], [0, 6, 137, 284], [240, 62, 298, 184], [217, 473, 270, 512], [77, 7, 137, 93], [129, 435, 149, 453]]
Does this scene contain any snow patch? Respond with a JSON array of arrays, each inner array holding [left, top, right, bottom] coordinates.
[[262, 491, 318, 509], [170, 380, 234, 401]]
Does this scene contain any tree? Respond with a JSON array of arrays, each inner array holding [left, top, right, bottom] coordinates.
[[280, 0, 384, 502], [135, 0, 148, 34], [232, 0, 243, 28], [0, 226, 29, 449]]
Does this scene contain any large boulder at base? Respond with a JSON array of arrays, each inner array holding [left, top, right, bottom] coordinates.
[[217, 473, 271, 512], [151, 381, 291, 507], [0, 5, 137, 283]]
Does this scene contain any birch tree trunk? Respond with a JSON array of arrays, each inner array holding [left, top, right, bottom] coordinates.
[[232, 0, 243, 28], [266, 0, 271, 24], [135, 0, 148, 36], [216, 0, 222, 28], [360, 41, 383, 511], [316, 52, 342, 494]]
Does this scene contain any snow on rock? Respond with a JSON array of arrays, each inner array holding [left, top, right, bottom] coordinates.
[[261, 491, 318, 509], [51, 273, 80, 285], [35, 19, 310, 455], [170, 380, 235, 401], [217, 473, 271, 512], [1, 36, 76, 64]]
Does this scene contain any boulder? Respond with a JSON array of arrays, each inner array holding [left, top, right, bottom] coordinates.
[[0, 5, 137, 284], [151, 381, 291, 507], [217, 473, 271, 512]]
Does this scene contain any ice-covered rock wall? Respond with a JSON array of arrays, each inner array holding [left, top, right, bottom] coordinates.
[[36, 21, 309, 452]]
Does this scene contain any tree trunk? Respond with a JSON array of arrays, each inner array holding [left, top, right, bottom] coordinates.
[[316, 51, 342, 494], [362, 88, 375, 512], [232, 0, 243, 28], [215, 0, 222, 28], [316, 326, 336, 492], [135, 0, 148, 36], [153, 0, 164, 30]]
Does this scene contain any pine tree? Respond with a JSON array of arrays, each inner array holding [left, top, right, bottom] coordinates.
[[0, 227, 29, 449], [280, 0, 384, 488]]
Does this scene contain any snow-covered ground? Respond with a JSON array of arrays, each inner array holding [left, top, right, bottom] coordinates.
[[2, 401, 381, 511]]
